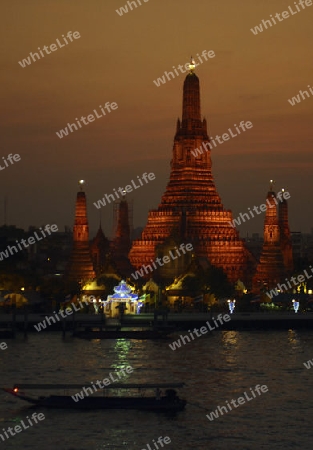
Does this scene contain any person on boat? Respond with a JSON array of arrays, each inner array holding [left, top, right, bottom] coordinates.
[[165, 389, 178, 402], [116, 302, 127, 321]]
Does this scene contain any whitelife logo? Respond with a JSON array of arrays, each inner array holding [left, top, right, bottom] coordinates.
[[93, 172, 155, 209], [266, 265, 313, 299], [18, 31, 81, 68], [0, 412, 45, 443], [303, 358, 313, 369], [34, 295, 97, 332], [71, 366, 134, 402], [169, 314, 231, 350], [288, 84, 313, 106], [131, 243, 193, 280], [229, 190, 290, 228], [141, 436, 171, 450], [0, 153, 21, 171], [0, 224, 58, 261], [56, 102, 118, 139], [250, 0, 312, 35], [153, 51, 215, 87], [191, 121, 253, 157], [116, 0, 150, 16], [206, 385, 268, 421]]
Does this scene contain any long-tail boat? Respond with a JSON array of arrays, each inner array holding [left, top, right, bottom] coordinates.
[[3, 382, 186, 412]]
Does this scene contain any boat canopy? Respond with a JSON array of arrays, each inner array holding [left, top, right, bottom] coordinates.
[[12, 382, 185, 390]]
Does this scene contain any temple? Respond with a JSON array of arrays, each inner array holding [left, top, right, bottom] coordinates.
[[252, 182, 293, 292], [129, 61, 253, 283], [105, 280, 140, 317], [67, 181, 95, 283]]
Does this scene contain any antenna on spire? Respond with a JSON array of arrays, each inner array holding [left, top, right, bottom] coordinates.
[[189, 56, 196, 73], [269, 179, 275, 191], [79, 180, 85, 191]]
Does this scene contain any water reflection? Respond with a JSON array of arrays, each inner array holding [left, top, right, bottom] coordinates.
[[222, 330, 239, 347], [287, 329, 299, 344], [112, 339, 132, 370], [287, 329, 303, 353], [221, 330, 240, 368]]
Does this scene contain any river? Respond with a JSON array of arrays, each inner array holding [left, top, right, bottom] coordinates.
[[1, 329, 313, 449]]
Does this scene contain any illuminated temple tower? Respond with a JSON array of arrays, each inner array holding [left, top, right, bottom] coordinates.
[[67, 181, 95, 282], [252, 182, 289, 292], [129, 61, 253, 283]]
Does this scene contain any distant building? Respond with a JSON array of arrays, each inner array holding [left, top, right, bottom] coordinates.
[[90, 224, 110, 276], [111, 196, 133, 277], [279, 189, 293, 273]]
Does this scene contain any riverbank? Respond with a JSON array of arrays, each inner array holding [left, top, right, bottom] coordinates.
[[1, 311, 313, 336]]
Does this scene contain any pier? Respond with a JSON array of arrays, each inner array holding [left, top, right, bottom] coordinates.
[[1, 310, 313, 338]]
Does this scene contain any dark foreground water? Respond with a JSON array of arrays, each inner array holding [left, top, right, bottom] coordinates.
[[1, 329, 313, 450]]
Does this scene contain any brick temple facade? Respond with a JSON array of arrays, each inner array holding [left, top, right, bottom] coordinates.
[[129, 64, 254, 283], [252, 185, 293, 292], [67, 184, 95, 283]]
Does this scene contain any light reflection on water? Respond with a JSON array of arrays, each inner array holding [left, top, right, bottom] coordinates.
[[1, 330, 313, 449]]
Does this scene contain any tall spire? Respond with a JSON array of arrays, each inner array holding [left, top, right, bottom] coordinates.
[[162, 67, 220, 205], [67, 182, 95, 282], [181, 60, 202, 129]]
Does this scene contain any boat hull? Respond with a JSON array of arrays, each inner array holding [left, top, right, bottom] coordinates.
[[73, 330, 170, 339], [3, 390, 186, 412], [37, 395, 186, 411]]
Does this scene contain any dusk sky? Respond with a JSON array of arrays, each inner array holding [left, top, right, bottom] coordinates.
[[2, 0, 313, 239]]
